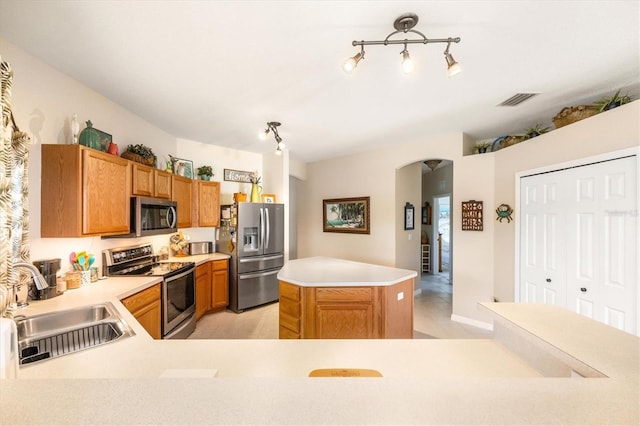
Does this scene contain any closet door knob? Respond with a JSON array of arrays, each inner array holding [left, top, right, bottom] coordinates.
[[580, 287, 587, 293], [545, 278, 551, 283]]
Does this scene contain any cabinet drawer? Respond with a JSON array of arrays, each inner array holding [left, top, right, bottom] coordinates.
[[279, 281, 300, 302], [211, 260, 228, 271], [121, 284, 161, 312], [316, 287, 372, 302]]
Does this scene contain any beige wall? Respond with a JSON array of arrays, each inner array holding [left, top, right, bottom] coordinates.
[[1, 38, 271, 274], [394, 162, 422, 277], [492, 101, 640, 304], [298, 132, 501, 324], [298, 102, 639, 325]]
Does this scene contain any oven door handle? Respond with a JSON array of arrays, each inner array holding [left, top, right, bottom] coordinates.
[[165, 266, 195, 282], [238, 269, 280, 280]]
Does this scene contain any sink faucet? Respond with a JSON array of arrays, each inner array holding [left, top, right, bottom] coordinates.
[[12, 262, 49, 308]]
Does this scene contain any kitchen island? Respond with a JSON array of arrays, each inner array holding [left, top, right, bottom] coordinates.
[[1, 255, 638, 424], [277, 257, 417, 339]]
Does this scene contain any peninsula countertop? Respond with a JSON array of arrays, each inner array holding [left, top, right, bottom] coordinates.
[[276, 256, 417, 286], [2, 254, 638, 424]]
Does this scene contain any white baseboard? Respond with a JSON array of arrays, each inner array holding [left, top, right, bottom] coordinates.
[[451, 314, 494, 331]]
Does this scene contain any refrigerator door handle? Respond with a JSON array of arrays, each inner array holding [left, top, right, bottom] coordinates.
[[265, 207, 270, 249], [238, 269, 280, 280], [259, 207, 265, 249], [239, 254, 284, 263]]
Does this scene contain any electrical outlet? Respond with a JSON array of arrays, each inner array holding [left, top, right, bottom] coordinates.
[[397, 292, 404, 301]]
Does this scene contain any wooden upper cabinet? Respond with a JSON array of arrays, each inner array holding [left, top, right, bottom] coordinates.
[[193, 180, 220, 227], [42, 144, 131, 237], [131, 163, 154, 197], [154, 170, 172, 199], [171, 175, 193, 228], [131, 163, 172, 199]]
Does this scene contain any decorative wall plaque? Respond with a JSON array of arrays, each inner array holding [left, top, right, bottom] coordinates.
[[461, 200, 483, 231], [223, 169, 253, 183]]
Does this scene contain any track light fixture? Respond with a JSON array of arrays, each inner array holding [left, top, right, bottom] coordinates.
[[343, 13, 461, 76], [259, 121, 285, 155]]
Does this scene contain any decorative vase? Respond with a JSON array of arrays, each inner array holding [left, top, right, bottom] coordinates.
[[250, 183, 262, 202], [78, 120, 101, 151], [70, 113, 80, 144], [107, 142, 119, 155], [199, 175, 211, 181]]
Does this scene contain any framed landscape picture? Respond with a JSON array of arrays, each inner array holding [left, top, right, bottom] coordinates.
[[323, 196, 370, 234]]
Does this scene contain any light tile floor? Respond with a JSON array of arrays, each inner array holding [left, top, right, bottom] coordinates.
[[189, 272, 493, 340]]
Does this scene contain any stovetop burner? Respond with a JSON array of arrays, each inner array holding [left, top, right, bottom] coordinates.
[[102, 243, 194, 278], [148, 261, 194, 276]]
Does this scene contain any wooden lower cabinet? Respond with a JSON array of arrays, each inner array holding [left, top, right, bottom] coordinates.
[[279, 279, 414, 339], [196, 259, 229, 320], [211, 260, 229, 311], [121, 283, 161, 339], [195, 262, 212, 321]]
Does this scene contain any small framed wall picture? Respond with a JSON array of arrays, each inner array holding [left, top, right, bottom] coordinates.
[[261, 194, 276, 203], [404, 202, 415, 230], [172, 158, 194, 179]]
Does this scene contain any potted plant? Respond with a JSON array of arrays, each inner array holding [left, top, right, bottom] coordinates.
[[593, 90, 633, 112], [196, 165, 213, 180], [475, 141, 492, 154], [523, 124, 550, 140], [121, 143, 155, 166]]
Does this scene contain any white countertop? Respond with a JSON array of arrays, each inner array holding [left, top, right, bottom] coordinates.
[[277, 256, 417, 286], [2, 256, 638, 425]]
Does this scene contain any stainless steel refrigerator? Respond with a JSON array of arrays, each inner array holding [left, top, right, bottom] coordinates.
[[217, 202, 284, 313]]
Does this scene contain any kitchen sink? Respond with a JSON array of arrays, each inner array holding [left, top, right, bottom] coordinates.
[[15, 302, 135, 365]]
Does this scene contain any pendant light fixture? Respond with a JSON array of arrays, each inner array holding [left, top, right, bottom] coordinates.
[[259, 121, 285, 155], [343, 13, 461, 76]]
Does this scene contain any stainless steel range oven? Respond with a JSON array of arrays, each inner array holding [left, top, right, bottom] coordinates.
[[103, 243, 196, 339]]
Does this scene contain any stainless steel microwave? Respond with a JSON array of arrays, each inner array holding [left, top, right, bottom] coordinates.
[[131, 197, 177, 237], [102, 197, 178, 239]]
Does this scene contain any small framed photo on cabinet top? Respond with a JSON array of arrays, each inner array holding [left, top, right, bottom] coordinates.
[[261, 194, 276, 203]]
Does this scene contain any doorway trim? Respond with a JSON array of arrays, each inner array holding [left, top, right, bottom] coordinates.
[[514, 146, 639, 329]]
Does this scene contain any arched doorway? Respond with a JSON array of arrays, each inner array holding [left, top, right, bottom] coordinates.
[[421, 159, 453, 289]]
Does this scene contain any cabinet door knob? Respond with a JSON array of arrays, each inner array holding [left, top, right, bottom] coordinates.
[[545, 278, 551, 283], [580, 287, 587, 293]]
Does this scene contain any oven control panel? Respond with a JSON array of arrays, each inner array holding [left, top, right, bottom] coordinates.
[[103, 243, 154, 266]]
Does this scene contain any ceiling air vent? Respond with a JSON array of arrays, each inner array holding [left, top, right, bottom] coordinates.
[[498, 93, 539, 106]]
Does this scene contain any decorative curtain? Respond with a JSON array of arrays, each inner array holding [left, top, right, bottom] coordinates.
[[0, 59, 31, 316]]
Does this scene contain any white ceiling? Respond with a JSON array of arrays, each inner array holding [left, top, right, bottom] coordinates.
[[1, 1, 638, 163]]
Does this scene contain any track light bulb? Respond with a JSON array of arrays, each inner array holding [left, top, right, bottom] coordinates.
[[343, 51, 364, 73], [401, 49, 414, 74], [258, 129, 269, 140], [445, 52, 461, 77], [275, 146, 283, 156], [277, 140, 285, 150]]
